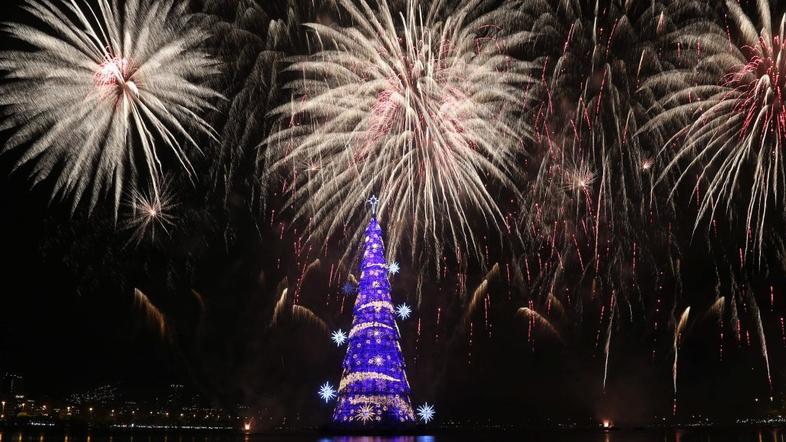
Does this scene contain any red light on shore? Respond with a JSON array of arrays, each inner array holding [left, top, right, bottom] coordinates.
[[243, 422, 251, 432], [602, 419, 612, 429]]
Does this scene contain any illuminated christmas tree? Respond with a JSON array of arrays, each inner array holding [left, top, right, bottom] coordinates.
[[332, 196, 416, 426]]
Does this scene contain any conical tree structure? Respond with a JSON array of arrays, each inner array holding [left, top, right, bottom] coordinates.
[[332, 214, 415, 426]]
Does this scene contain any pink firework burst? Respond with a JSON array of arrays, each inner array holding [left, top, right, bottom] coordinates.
[[726, 34, 786, 145], [645, 0, 786, 257]]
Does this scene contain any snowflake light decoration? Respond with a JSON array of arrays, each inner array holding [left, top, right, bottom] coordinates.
[[355, 404, 376, 423], [318, 382, 336, 402], [388, 261, 400, 275], [396, 303, 412, 320], [331, 329, 347, 346], [417, 403, 435, 423]]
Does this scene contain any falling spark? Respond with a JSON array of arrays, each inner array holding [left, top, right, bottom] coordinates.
[[271, 287, 289, 327], [292, 304, 329, 334], [602, 293, 616, 392], [463, 264, 500, 325], [673, 307, 690, 416], [517, 307, 563, 343], [133, 288, 167, 339], [749, 293, 773, 391]]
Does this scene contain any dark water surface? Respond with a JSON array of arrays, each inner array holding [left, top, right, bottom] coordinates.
[[0, 429, 783, 442]]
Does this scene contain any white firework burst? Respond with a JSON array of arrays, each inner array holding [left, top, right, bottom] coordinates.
[[563, 161, 596, 194], [0, 0, 220, 214], [265, 0, 535, 273], [124, 176, 176, 246], [318, 382, 336, 402]]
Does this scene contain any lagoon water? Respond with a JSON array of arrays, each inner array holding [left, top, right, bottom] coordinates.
[[0, 429, 784, 442]]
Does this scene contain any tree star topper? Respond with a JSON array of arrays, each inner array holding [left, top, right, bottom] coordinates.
[[368, 195, 379, 217]]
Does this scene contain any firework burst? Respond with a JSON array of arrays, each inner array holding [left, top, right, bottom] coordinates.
[[507, 0, 698, 394], [264, 0, 536, 273], [644, 0, 786, 257], [124, 177, 177, 246], [517, 0, 663, 291], [0, 0, 220, 214], [522, 0, 681, 258]]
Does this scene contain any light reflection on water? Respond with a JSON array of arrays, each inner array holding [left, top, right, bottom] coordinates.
[[318, 438, 436, 442], [0, 429, 784, 442]]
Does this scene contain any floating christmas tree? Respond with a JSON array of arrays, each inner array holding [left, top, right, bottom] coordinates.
[[332, 196, 415, 426]]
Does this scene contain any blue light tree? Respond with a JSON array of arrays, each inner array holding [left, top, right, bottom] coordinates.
[[331, 197, 415, 426]]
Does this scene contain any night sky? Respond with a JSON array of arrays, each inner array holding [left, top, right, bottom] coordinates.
[[1, 0, 786, 429]]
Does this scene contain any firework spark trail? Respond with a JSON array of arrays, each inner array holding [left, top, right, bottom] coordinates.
[[781, 317, 785, 346], [462, 263, 500, 326], [435, 307, 442, 344], [602, 292, 615, 392], [706, 296, 726, 319], [546, 292, 565, 318], [771, 285, 775, 312], [134, 288, 167, 339], [705, 296, 726, 361], [191, 289, 206, 315], [271, 287, 289, 327], [730, 294, 741, 342], [0, 0, 221, 214], [749, 292, 773, 391], [264, 0, 536, 276], [673, 307, 690, 416], [294, 258, 321, 304], [517, 307, 563, 344], [292, 304, 329, 334]]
